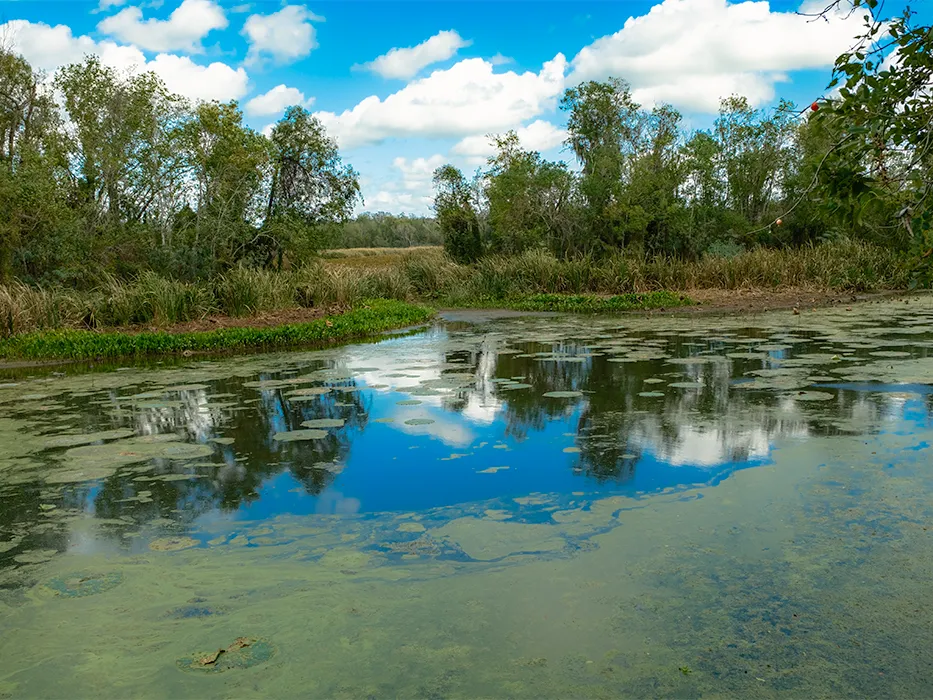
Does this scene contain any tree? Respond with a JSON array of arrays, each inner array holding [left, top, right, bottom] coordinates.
[[560, 78, 643, 252], [178, 100, 268, 272], [56, 56, 186, 226], [433, 164, 481, 263], [810, 0, 931, 262], [263, 106, 361, 268], [0, 49, 73, 281]]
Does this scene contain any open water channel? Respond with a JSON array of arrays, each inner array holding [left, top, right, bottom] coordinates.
[[2, 297, 933, 697]]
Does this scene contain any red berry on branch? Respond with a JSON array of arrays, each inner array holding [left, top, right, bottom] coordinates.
[[811, 101, 819, 112]]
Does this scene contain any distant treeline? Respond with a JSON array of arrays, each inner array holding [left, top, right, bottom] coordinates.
[[329, 213, 442, 249]]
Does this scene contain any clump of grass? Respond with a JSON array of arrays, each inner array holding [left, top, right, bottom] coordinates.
[[508, 291, 691, 312], [0, 281, 84, 336], [215, 267, 295, 317], [92, 272, 214, 327], [0, 300, 433, 360]]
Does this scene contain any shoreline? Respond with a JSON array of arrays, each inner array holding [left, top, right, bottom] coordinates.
[[0, 289, 921, 366], [0, 300, 433, 365]]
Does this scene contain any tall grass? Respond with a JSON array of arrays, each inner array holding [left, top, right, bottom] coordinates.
[[0, 240, 913, 338]]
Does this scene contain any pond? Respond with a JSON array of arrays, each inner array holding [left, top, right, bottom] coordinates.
[[2, 297, 933, 697]]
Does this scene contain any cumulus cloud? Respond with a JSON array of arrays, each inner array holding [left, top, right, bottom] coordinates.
[[245, 84, 314, 116], [570, 0, 866, 112], [0, 19, 248, 102], [361, 154, 446, 215], [451, 119, 567, 161], [97, 0, 128, 11], [97, 0, 227, 53], [316, 54, 567, 150], [242, 5, 322, 65], [145, 54, 249, 101], [362, 30, 471, 80]]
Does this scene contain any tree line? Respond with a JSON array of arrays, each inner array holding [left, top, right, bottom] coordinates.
[[0, 53, 360, 285], [434, 1, 931, 275], [1, 0, 928, 286]]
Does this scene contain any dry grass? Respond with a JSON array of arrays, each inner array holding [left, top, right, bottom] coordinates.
[[321, 246, 443, 269]]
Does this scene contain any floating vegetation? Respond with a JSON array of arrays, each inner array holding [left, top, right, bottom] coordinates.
[[396, 400, 422, 406], [404, 418, 435, 426], [163, 604, 227, 620], [57, 436, 214, 477], [499, 383, 533, 391], [176, 637, 276, 674], [542, 391, 583, 399], [13, 549, 57, 564], [272, 429, 328, 442], [41, 428, 136, 449], [44, 571, 124, 598], [785, 391, 836, 401], [300, 418, 346, 429], [149, 536, 199, 552], [286, 387, 331, 398]]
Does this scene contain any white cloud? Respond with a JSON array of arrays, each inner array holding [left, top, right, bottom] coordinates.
[[570, 0, 866, 112], [97, 0, 128, 11], [145, 54, 249, 101], [361, 154, 445, 215], [245, 84, 314, 116], [316, 54, 567, 150], [97, 0, 227, 53], [0, 20, 248, 102], [363, 30, 471, 80], [242, 5, 322, 65], [451, 119, 567, 160]]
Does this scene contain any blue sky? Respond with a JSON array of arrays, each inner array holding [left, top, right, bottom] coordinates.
[[1, 0, 925, 215]]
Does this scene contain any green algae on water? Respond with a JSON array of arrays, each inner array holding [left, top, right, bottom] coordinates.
[[176, 637, 276, 674], [43, 571, 124, 598]]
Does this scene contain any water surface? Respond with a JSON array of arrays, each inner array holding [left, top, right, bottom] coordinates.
[[2, 298, 933, 697]]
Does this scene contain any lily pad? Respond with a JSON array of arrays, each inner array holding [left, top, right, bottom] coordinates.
[[41, 428, 136, 449], [542, 391, 583, 399], [784, 391, 836, 401], [404, 418, 435, 426], [300, 418, 346, 429], [638, 391, 665, 398], [272, 429, 328, 442], [286, 387, 331, 398], [56, 437, 214, 479], [500, 383, 533, 391], [396, 400, 422, 406]]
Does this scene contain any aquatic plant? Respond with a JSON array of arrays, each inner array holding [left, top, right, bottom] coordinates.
[[0, 300, 433, 360]]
